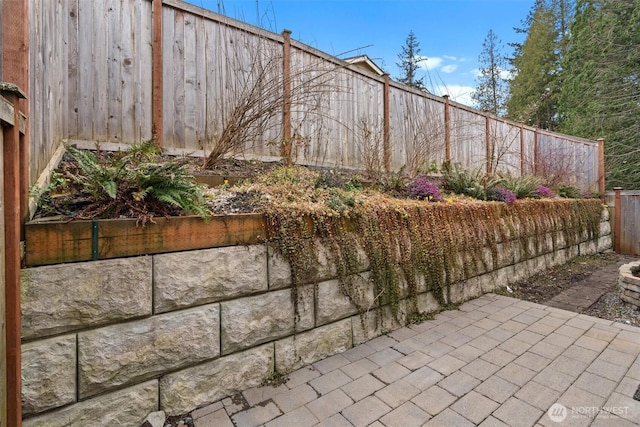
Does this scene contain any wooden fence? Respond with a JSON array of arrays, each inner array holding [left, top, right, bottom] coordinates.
[[606, 189, 640, 255], [28, 0, 602, 194]]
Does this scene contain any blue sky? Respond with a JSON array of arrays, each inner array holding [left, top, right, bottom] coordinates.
[[185, 0, 534, 106]]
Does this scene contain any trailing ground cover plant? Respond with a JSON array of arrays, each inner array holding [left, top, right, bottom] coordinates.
[[33, 151, 604, 337], [255, 166, 604, 336]]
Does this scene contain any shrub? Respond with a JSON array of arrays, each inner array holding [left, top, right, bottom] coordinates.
[[500, 174, 543, 199], [442, 164, 487, 200], [582, 190, 593, 199], [377, 166, 409, 197], [407, 177, 443, 201], [534, 185, 556, 198], [442, 164, 507, 201], [38, 141, 211, 223], [487, 186, 517, 203], [557, 185, 583, 199]]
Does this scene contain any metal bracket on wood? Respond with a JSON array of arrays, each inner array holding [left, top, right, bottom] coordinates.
[[92, 221, 99, 260]]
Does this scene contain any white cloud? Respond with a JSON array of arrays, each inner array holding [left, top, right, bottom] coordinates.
[[500, 68, 514, 80], [443, 55, 458, 61], [433, 85, 476, 108], [416, 56, 443, 71], [441, 64, 458, 73]]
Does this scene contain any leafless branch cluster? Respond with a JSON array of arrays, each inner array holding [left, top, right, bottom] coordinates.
[[203, 33, 340, 169], [535, 143, 577, 187], [488, 122, 520, 175], [401, 97, 446, 177], [353, 117, 385, 179]]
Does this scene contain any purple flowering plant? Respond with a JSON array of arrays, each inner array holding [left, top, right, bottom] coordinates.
[[534, 185, 555, 198], [487, 186, 517, 203], [407, 177, 443, 201]]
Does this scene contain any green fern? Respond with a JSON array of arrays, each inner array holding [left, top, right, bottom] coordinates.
[[442, 164, 509, 200], [500, 173, 542, 199], [41, 143, 211, 221]]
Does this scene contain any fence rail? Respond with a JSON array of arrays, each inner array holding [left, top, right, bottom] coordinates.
[[29, 0, 601, 193]]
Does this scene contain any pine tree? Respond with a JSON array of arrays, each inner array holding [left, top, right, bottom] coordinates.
[[559, 0, 640, 188], [506, 0, 575, 129], [507, 3, 558, 128], [396, 31, 427, 90], [472, 30, 509, 116]]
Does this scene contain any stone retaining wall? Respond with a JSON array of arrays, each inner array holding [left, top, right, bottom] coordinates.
[[618, 260, 640, 307], [20, 211, 612, 426]]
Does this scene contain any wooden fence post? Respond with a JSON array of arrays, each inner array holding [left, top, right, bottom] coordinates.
[[598, 138, 605, 198], [1, 84, 27, 427], [485, 114, 491, 174], [443, 95, 451, 163], [152, 0, 163, 148], [614, 187, 622, 253], [383, 74, 390, 172], [281, 30, 292, 164], [2, 0, 29, 424]]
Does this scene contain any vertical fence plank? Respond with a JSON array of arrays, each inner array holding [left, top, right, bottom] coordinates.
[[92, 1, 108, 140], [383, 74, 390, 172], [182, 11, 197, 149], [614, 187, 622, 253], [152, 0, 163, 145], [444, 95, 451, 163], [281, 29, 292, 163], [193, 15, 206, 149], [161, 6, 175, 146], [107, 0, 122, 143], [598, 138, 605, 197]]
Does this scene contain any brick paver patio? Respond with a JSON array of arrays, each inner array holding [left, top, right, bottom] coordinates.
[[192, 294, 640, 426]]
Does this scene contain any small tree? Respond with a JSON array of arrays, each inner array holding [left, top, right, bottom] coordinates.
[[472, 29, 509, 116], [203, 31, 338, 169], [396, 31, 427, 90]]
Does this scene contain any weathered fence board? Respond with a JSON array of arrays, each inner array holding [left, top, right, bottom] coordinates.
[[606, 190, 640, 255]]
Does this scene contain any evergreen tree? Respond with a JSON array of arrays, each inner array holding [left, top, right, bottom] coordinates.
[[396, 31, 427, 90], [559, 0, 640, 188], [472, 29, 509, 116], [507, 0, 575, 129], [507, 3, 558, 128]]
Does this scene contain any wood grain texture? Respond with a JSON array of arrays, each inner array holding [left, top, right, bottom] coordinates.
[[25, 214, 267, 266]]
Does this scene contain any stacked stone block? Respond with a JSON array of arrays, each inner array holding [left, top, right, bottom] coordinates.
[[20, 211, 612, 426], [618, 260, 640, 307]]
